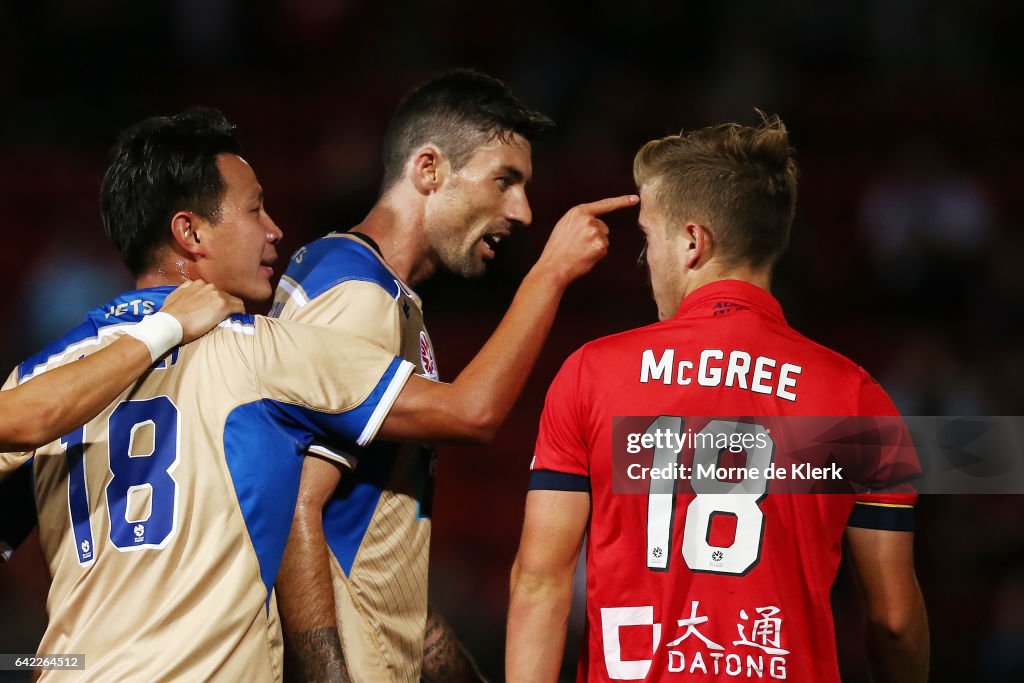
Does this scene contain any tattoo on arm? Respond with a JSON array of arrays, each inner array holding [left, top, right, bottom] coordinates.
[[421, 606, 486, 683], [284, 626, 352, 683]]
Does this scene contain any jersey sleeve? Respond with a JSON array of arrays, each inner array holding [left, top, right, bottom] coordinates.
[[278, 280, 405, 470], [530, 348, 591, 492], [249, 316, 414, 449], [847, 371, 919, 531]]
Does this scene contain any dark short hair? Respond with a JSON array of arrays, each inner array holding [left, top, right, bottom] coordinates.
[[633, 113, 799, 270], [100, 107, 242, 275], [379, 69, 553, 193]]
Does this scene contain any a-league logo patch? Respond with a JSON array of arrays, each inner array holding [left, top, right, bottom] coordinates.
[[419, 331, 439, 380]]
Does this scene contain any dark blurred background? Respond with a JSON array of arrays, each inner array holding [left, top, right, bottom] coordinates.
[[0, 1, 1022, 681]]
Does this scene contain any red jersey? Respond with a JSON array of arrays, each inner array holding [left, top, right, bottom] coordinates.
[[530, 280, 916, 682]]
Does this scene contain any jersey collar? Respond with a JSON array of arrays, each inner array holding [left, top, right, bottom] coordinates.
[[346, 231, 384, 258], [672, 279, 785, 323], [90, 286, 177, 324]]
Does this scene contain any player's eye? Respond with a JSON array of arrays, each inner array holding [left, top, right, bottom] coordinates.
[[496, 177, 511, 190], [251, 206, 261, 215]]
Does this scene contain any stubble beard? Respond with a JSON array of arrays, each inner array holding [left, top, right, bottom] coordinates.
[[444, 243, 485, 279], [426, 221, 488, 280]]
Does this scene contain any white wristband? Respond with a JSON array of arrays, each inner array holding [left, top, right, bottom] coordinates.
[[123, 312, 184, 361]]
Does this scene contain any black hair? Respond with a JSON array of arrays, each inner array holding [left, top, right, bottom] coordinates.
[[100, 107, 242, 275], [379, 69, 553, 193]]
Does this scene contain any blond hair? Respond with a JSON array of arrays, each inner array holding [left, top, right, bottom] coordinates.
[[633, 113, 798, 269]]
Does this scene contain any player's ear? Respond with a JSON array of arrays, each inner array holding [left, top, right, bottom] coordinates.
[[683, 222, 709, 268], [170, 211, 206, 258], [409, 145, 447, 194]]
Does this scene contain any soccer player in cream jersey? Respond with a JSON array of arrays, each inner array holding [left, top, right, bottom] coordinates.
[[0, 107, 630, 680], [0, 280, 240, 560], [507, 117, 929, 682], [272, 70, 638, 682]]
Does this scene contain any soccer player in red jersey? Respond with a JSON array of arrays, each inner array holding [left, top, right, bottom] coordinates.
[[506, 117, 929, 682]]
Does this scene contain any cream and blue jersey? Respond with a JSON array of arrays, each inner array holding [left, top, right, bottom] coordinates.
[[272, 233, 436, 682], [0, 286, 413, 681]]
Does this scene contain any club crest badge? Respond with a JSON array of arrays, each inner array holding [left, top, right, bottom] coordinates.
[[419, 331, 439, 380]]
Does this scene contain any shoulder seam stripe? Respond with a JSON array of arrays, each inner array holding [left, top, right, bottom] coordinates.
[[217, 319, 256, 335], [277, 276, 309, 309], [19, 324, 133, 384]]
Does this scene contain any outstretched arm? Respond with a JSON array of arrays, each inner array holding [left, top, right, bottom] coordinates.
[[507, 489, 590, 683], [379, 195, 637, 444], [0, 280, 241, 452], [275, 196, 633, 680], [845, 526, 929, 683]]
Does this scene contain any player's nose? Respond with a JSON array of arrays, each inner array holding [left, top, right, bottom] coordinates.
[[506, 189, 532, 227], [264, 213, 283, 244]]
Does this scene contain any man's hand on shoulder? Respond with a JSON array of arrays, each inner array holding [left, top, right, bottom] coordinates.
[[162, 279, 245, 343]]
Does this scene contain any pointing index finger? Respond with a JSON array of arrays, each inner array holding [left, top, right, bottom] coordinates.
[[578, 194, 640, 217]]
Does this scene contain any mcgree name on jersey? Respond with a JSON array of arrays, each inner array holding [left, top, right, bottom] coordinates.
[[640, 348, 802, 402]]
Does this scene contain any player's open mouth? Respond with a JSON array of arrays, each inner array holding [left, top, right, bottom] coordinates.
[[482, 232, 509, 259]]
